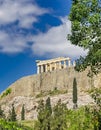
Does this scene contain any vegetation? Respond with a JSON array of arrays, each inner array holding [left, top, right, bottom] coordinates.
[[34, 97, 68, 130], [10, 104, 17, 122], [36, 88, 67, 98], [0, 119, 33, 130], [21, 104, 25, 120], [0, 106, 5, 118], [0, 88, 12, 99], [36, 97, 52, 130], [69, 0, 101, 74], [73, 78, 78, 109], [34, 88, 101, 130], [19, 120, 35, 128]]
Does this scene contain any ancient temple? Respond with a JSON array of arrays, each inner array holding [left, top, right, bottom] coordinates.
[[36, 57, 75, 74]]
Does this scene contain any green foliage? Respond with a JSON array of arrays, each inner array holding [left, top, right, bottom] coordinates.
[[51, 99, 68, 130], [21, 104, 25, 120], [35, 88, 101, 130], [0, 106, 5, 119], [69, 0, 101, 74], [10, 104, 17, 122], [35, 97, 52, 130], [35, 98, 68, 130], [0, 119, 33, 130], [73, 78, 78, 108], [36, 88, 68, 98], [1, 88, 12, 99]]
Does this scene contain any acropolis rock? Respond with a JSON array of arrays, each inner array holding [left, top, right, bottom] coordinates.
[[0, 57, 101, 120]]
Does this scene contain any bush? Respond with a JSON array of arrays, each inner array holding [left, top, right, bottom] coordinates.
[[36, 88, 68, 98], [1, 88, 12, 99], [0, 119, 33, 130]]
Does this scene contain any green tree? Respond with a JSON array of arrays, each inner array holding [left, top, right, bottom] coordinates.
[[35, 99, 47, 130], [45, 97, 52, 130], [52, 99, 68, 130], [0, 106, 5, 118], [21, 104, 25, 120], [11, 104, 17, 121], [35, 97, 52, 130], [69, 0, 101, 74], [73, 78, 78, 109], [91, 88, 101, 130]]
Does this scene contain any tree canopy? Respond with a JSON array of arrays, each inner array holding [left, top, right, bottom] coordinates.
[[69, 0, 101, 74]]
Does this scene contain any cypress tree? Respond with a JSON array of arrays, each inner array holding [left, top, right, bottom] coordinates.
[[73, 78, 78, 109], [0, 106, 4, 118], [45, 97, 52, 116], [21, 104, 25, 120], [45, 97, 52, 130], [11, 104, 17, 121]]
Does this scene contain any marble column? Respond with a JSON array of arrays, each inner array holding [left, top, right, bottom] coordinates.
[[59, 61, 62, 69], [54, 62, 57, 70], [41, 65, 43, 73], [50, 63, 52, 71], [37, 65, 39, 74], [73, 61, 76, 67], [45, 64, 48, 72], [64, 60, 67, 68], [68, 59, 71, 67]]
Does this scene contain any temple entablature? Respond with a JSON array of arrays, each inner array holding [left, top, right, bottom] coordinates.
[[36, 57, 75, 74]]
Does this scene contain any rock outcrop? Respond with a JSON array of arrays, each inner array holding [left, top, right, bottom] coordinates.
[[0, 67, 101, 120]]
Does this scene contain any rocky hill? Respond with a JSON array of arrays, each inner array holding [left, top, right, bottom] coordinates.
[[0, 67, 101, 120]]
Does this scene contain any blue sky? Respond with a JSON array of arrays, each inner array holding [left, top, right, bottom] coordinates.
[[0, 0, 87, 93]]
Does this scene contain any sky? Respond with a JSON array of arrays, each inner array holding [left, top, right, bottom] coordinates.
[[0, 0, 87, 93]]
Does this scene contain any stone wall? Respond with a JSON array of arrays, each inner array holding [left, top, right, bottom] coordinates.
[[4, 67, 101, 98]]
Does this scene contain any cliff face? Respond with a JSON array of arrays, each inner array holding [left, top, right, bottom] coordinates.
[[4, 67, 101, 98], [0, 67, 101, 120]]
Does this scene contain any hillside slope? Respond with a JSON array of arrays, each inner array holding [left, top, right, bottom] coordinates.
[[0, 67, 101, 120]]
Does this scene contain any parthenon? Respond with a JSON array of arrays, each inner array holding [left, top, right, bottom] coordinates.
[[36, 57, 76, 74]]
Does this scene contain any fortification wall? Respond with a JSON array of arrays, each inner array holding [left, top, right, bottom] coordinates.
[[6, 67, 101, 98]]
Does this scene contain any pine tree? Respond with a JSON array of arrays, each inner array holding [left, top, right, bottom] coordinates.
[[21, 104, 25, 120], [11, 104, 17, 121], [73, 78, 78, 109]]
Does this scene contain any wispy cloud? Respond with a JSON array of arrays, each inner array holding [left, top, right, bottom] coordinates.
[[0, 31, 29, 53], [0, 0, 48, 53], [0, 0, 48, 28], [31, 18, 87, 59], [0, 0, 87, 59]]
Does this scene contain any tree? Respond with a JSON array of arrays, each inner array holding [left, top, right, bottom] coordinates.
[[52, 99, 68, 130], [0, 106, 5, 118], [11, 104, 17, 121], [73, 78, 78, 109], [21, 104, 25, 120], [35, 98, 52, 130], [69, 0, 101, 74], [45, 97, 52, 130]]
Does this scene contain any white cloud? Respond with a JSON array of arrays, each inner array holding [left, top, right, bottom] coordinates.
[[0, 0, 48, 28], [0, 0, 87, 61], [31, 18, 88, 59], [0, 0, 48, 53], [0, 31, 29, 53]]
